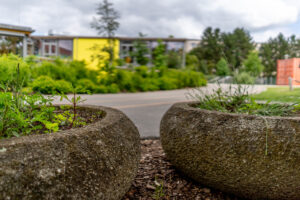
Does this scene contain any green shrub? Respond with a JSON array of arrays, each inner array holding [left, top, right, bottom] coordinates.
[[158, 77, 178, 90], [31, 76, 73, 94], [216, 58, 230, 76], [107, 84, 120, 93], [234, 72, 255, 84], [75, 79, 97, 94], [114, 70, 135, 92], [134, 66, 148, 78], [191, 85, 298, 117], [242, 51, 264, 77], [95, 85, 108, 93], [167, 50, 181, 69], [55, 80, 73, 93], [186, 54, 199, 70], [0, 54, 30, 86]]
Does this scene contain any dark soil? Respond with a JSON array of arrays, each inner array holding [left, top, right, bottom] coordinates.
[[123, 139, 240, 200]]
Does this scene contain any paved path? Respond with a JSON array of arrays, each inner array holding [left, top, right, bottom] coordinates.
[[54, 84, 270, 138]]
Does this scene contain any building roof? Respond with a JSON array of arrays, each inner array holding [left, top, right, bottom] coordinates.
[[0, 23, 34, 34], [31, 35, 200, 42]]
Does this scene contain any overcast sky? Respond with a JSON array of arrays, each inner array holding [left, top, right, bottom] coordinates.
[[1, 0, 300, 42]]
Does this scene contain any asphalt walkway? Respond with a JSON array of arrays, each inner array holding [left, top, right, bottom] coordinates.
[[54, 84, 270, 138]]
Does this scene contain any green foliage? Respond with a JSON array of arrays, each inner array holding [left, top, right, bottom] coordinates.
[[59, 92, 86, 128], [153, 177, 165, 200], [190, 85, 298, 117], [190, 27, 255, 73], [131, 33, 149, 65], [158, 77, 178, 90], [243, 51, 264, 77], [0, 54, 30, 87], [31, 76, 73, 94], [107, 83, 120, 93], [0, 54, 207, 94], [259, 33, 300, 76], [153, 40, 167, 68], [0, 68, 89, 139], [75, 79, 98, 94], [216, 58, 230, 76], [31, 58, 92, 85], [222, 28, 255, 71], [190, 27, 223, 67], [185, 54, 199, 70], [167, 50, 181, 69], [233, 72, 255, 84]]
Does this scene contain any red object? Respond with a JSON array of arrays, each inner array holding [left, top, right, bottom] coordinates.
[[277, 58, 300, 85]]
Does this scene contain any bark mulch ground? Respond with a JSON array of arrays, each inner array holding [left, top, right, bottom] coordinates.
[[123, 139, 240, 200]]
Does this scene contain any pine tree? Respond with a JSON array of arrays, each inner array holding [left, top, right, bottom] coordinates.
[[131, 33, 149, 65], [91, 0, 120, 63]]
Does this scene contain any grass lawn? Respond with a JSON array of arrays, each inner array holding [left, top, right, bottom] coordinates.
[[253, 87, 300, 103]]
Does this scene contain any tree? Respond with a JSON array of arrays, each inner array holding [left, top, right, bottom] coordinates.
[[185, 54, 199, 70], [167, 50, 181, 69], [222, 28, 255, 71], [242, 51, 264, 77], [91, 0, 120, 63], [216, 58, 230, 76], [259, 33, 300, 76], [153, 40, 167, 68], [190, 27, 223, 71], [131, 33, 149, 65], [190, 27, 255, 74]]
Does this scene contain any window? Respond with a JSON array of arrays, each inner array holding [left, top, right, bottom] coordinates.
[[58, 40, 73, 58], [42, 40, 57, 57]]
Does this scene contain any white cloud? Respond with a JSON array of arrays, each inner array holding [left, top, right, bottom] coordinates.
[[0, 0, 300, 41]]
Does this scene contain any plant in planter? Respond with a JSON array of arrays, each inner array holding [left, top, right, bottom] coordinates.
[[0, 67, 141, 200], [160, 85, 300, 200]]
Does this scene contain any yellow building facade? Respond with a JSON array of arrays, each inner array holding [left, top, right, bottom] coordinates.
[[73, 38, 120, 69]]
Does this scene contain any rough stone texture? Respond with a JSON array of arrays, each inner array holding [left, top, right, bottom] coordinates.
[[0, 105, 140, 200], [160, 102, 300, 200]]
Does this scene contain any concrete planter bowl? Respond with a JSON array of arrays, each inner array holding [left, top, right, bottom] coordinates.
[[160, 102, 300, 200], [0, 105, 140, 200]]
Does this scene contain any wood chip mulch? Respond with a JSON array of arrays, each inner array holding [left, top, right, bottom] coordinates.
[[123, 139, 240, 200]]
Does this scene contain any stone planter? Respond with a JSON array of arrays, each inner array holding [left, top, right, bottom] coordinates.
[[160, 102, 300, 200], [0, 105, 140, 200]]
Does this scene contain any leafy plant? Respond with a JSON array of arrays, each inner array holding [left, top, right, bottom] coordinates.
[[216, 57, 230, 76], [189, 84, 298, 117], [242, 51, 264, 77], [0, 64, 89, 139], [153, 40, 167, 69], [60, 90, 86, 128], [153, 176, 165, 200], [131, 32, 149, 65], [233, 72, 255, 84]]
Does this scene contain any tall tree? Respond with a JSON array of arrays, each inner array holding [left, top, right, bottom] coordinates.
[[222, 28, 255, 72], [189, 27, 224, 73], [259, 33, 300, 76], [131, 33, 149, 65], [153, 40, 167, 68], [91, 0, 120, 63]]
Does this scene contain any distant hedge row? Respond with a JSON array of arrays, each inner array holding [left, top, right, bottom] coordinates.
[[0, 54, 207, 94]]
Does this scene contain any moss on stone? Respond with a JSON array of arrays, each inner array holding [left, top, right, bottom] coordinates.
[[0, 105, 140, 200], [160, 102, 300, 200]]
